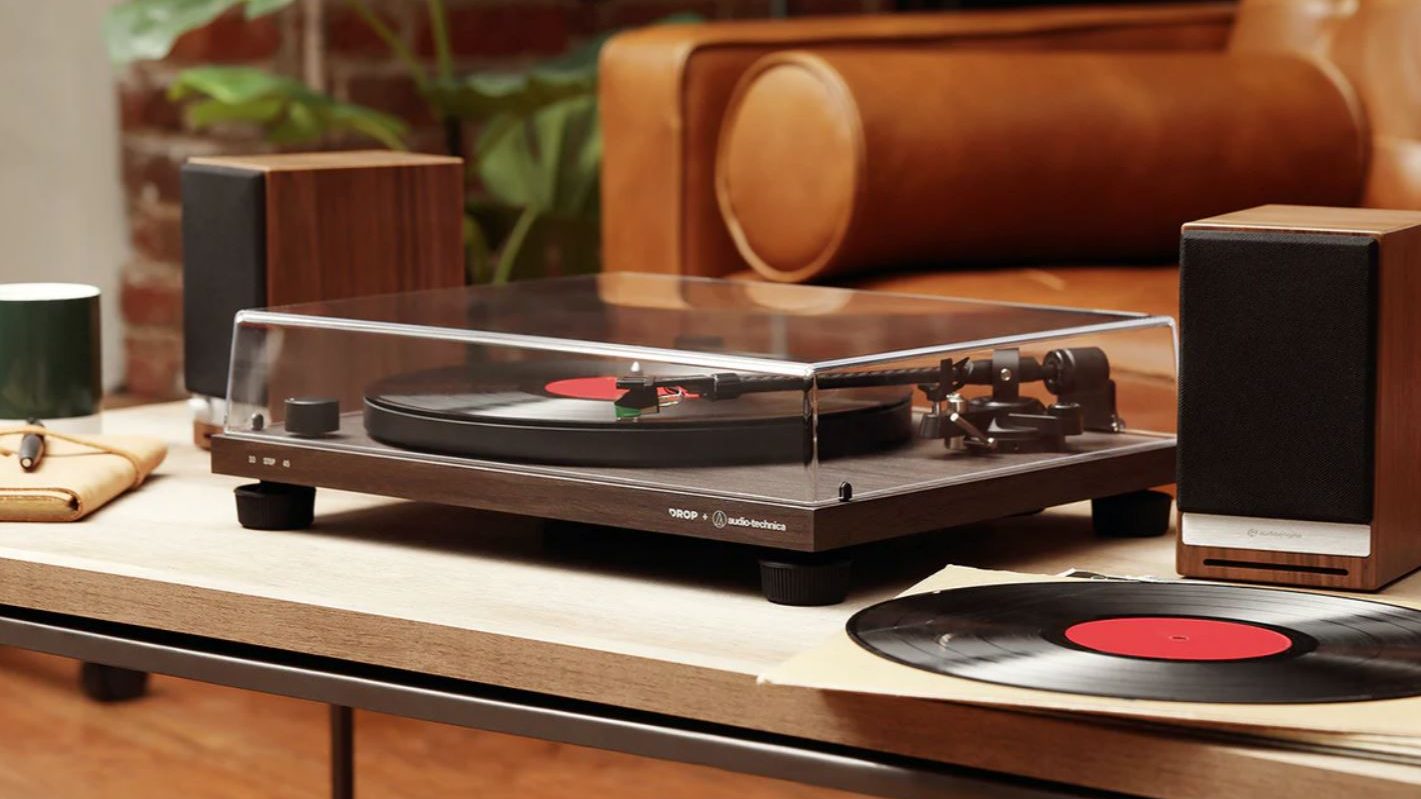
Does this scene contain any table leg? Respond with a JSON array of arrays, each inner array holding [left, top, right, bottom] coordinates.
[[79, 662, 149, 702], [330, 704, 354, 799]]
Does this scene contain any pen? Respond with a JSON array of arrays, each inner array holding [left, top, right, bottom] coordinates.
[[19, 418, 44, 471]]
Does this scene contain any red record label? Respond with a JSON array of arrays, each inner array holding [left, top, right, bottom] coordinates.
[[544, 376, 624, 401], [1063, 616, 1293, 661], [545, 376, 698, 402]]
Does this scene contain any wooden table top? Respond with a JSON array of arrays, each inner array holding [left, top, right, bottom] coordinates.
[[2, 402, 1419, 799]]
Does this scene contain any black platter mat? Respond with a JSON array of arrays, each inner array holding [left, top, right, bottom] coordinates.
[[363, 362, 913, 467], [846, 581, 1421, 704]]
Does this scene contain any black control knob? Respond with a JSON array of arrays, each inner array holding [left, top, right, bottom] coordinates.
[[284, 397, 340, 437]]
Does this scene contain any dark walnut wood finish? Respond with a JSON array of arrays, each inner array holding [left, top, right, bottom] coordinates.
[[187, 151, 465, 303], [187, 151, 465, 431], [1178, 206, 1421, 590], [211, 421, 1175, 551]]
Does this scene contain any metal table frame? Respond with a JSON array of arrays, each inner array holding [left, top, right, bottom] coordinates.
[[0, 603, 1101, 799]]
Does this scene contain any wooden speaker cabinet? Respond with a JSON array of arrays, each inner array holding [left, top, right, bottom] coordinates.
[[1177, 205, 1421, 590], [181, 151, 466, 444]]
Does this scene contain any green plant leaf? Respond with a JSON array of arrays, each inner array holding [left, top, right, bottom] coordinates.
[[429, 10, 701, 123], [243, 0, 293, 18], [326, 102, 408, 150], [464, 212, 491, 284], [455, 11, 697, 282], [477, 115, 543, 208], [105, 0, 240, 63], [474, 95, 600, 216], [168, 66, 408, 149], [475, 99, 601, 282], [267, 100, 321, 143], [470, 115, 520, 171], [537, 36, 606, 73], [427, 70, 594, 123], [168, 65, 297, 104], [494, 207, 541, 284], [533, 101, 570, 213], [183, 95, 285, 127], [569, 107, 602, 216], [530, 95, 602, 217], [556, 96, 601, 216], [105, 0, 295, 64]]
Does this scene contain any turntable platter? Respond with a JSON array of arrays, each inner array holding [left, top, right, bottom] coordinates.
[[364, 362, 914, 467]]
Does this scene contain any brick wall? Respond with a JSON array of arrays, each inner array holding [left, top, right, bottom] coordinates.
[[116, 0, 884, 398], [118, 5, 290, 397]]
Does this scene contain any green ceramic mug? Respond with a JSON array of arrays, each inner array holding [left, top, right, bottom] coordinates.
[[0, 283, 102, 422]]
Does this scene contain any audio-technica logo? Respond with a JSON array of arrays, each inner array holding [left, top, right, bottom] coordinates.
[[668, 507, 785, 532], [1246, 527, 1303, 540], [721, 513, 786, 532]]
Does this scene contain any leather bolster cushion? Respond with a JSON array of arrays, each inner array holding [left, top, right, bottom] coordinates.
[[715, 49, 1367, 283]]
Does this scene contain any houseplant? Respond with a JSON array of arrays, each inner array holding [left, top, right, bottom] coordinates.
[[104, 0, 679, 282]]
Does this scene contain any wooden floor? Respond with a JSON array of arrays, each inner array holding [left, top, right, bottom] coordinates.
[[0, 648, 861, 798]]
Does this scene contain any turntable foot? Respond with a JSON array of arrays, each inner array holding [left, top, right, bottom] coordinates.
[[80, 662, 149, 702], [234, 481, 316, 530], [758, 554, 852, 606], [1091, 490, 1173, 538]]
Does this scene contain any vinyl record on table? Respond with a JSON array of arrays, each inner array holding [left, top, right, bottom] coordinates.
[[363, 362, 913, 467], [846, 581, 1421, 703]]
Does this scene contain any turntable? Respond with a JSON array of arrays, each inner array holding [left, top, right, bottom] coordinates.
[[210, 274, 1178, 604]]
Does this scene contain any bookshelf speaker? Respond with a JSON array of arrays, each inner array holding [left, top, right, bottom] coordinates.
[[1177, 205, 1421, 590]]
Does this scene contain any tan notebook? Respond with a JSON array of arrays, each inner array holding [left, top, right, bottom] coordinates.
[[0, 425, 166, 522]]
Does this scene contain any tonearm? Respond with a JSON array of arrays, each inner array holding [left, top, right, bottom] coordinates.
[[614, 347, 1123, 454]]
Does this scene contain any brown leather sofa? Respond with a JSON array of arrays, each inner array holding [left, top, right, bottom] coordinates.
[[597, 0, 1421, 341]]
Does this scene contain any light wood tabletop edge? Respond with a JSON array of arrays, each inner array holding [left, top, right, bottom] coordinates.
[[0, 403, 1417, 799]]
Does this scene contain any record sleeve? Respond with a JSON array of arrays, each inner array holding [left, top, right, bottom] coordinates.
[[761, 566, 1421, 738], [845, 581, 1421, 703]]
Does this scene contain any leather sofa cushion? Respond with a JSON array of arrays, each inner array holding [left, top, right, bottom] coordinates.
[[1232, 0, 1421, 210], [599, 3, 1236, 279], [850, 264, 1181, 321], [716, 49, 1365, 283]]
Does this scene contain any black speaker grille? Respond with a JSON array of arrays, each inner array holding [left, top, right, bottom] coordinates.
[[181, 164, 266, 397], [1177, 230, 1377, 524]]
